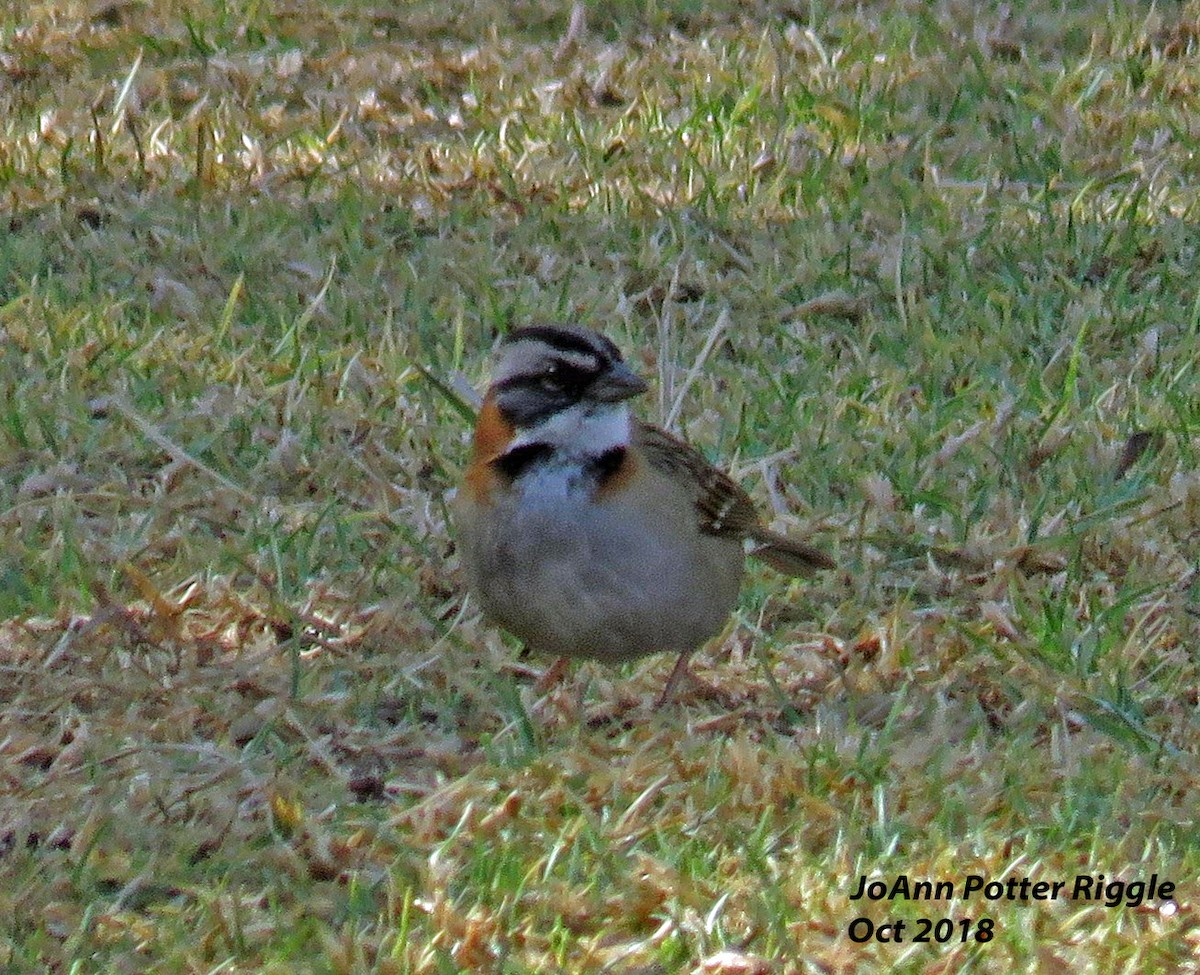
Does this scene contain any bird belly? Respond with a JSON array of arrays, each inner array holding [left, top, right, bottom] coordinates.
[[463, 482, 742, 662]]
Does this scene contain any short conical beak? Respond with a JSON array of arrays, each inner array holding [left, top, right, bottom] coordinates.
[[589, 361, 649, 402]]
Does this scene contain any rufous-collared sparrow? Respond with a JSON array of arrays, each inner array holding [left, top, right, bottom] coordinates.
[[455, 324, 833, 705]]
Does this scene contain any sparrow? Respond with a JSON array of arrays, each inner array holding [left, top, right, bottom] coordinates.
[[455, 324, 833, 705]]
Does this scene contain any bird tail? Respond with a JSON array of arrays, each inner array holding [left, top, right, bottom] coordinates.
[[746, 528, 835, 576]]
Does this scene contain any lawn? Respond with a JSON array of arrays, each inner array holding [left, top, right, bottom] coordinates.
[[1, 0, 1197, 971]]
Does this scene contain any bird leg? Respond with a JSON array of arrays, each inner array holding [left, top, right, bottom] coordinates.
[[534, 655, 572, 693], [655, 650, 695, 708]]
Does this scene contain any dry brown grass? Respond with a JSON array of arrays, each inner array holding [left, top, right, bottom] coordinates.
[[2, 1, 1198, 972]]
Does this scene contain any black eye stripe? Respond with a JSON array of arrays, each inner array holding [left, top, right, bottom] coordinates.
[[494, 360, 597, 392], [548, 360, 597, 385]]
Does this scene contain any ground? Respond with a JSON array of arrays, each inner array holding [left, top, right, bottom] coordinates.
[[0, 1, 1198, 972]]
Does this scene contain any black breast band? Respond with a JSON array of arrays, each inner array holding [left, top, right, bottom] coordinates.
[[491, 444, 627, 487]]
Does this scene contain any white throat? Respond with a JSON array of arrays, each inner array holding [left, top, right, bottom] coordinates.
[[508, 402, 632, 459]]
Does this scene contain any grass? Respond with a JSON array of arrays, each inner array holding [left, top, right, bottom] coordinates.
[[1, 0, 1198, 971]]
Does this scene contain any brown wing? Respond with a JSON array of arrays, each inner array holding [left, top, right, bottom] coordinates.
[[634, 422, 766, 540], [635, 421, 835, 574]]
